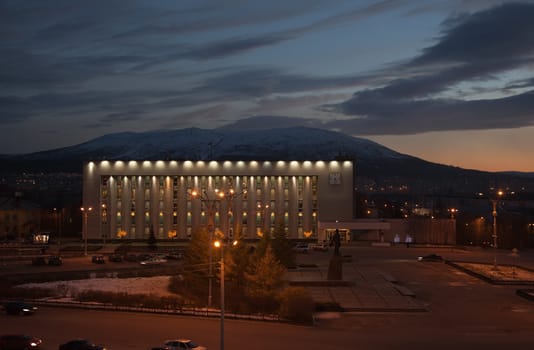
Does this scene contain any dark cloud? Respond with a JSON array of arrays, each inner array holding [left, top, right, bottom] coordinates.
[[332, 2, 534, 135], [329, 90, 534, 135], [417, 3, 534, 66], [197, 68, 370, 97], [3, 0, 534, 144], [182, 34, 291, 60]]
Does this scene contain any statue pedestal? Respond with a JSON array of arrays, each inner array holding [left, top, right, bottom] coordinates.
[[327, 254, 343, 281]]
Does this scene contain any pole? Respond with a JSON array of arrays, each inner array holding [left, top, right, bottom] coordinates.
[[492, 200, 498, 270], [84, 211, 88, 256], [220, 241, 225, 350], [208, 223, 213, 312], [81, 206, 92, 256], [58, 209, 62, 246], [207, 198, 215, 310]]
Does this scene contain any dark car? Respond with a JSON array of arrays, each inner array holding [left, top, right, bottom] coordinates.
[[417, 254, 443, 262], [136, 253, 152, 262], [91, 255, 105, 264], [0, 334, 42, 349], [163, 339, 206, 350], [48, 255, 63, 266], [108, 254, 123, 262], [58, 339, 106, 350], [123, 254, 138, 262], [3, 301, 37, 315]]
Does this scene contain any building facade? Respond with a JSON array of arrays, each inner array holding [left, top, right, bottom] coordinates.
[[0, 195, 41, 241], [83, 160, 353, 241]]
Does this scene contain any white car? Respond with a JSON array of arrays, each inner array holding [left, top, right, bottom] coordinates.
[[163, 339, 207, 350], [139, 256, 168, 265], [293, 242, 309, 253], [310, 243, 329, 252]]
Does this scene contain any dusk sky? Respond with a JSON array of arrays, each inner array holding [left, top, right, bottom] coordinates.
[[2, 0, 534, 172]]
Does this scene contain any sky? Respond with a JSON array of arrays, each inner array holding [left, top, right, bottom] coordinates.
[[1, 0, 534, 172]]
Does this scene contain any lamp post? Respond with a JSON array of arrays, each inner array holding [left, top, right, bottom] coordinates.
[[81, 206, 93, 256], [191, 182, 246, 311], [191, 189, 225, 310], [491, 191, 503, 270], [53, 208, 58, 244], [214, 237, 237, 350], [257, 203, 270, 237]]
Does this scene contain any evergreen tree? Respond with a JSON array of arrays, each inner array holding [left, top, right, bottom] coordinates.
[[246, 245, 287, 314], [270, 221, 296, 268], [225, 225, 253, 312], [176, 227, 211, 304], [254, 227, 270, 261]]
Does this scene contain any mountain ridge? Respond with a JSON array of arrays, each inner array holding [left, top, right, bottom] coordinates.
[[1, 127, 533, 195]]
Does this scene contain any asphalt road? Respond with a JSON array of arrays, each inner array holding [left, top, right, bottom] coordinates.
[[2, 245, 534, 349]]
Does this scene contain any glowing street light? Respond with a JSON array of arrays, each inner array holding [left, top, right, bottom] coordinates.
[[190, 189, 220, 309], [491, 190, 503, 270], [190, 184, 246, 310], [81, 206, 93, 256], [214, 238, 238, 350], [256, 203, 270, 237]]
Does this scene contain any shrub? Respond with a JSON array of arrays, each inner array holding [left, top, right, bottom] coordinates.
[[278, 287, 315, 324], [73, 290, 184, 309]]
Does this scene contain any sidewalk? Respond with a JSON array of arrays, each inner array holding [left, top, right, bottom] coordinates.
[[287, 261, 427, 313]]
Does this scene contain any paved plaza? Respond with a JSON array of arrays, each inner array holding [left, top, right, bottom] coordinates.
[[289, 243, 534, 316]]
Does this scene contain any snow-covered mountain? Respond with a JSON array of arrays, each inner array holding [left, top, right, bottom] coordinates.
[[4, 127, 533, 195], [18, 127, 410, 163]]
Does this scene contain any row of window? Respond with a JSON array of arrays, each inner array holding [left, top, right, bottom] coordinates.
[[100, 175, 318, 238]]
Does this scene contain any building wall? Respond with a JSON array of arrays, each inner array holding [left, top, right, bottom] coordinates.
[[83, 160, 353, 240], [348, 218, 456, 245]]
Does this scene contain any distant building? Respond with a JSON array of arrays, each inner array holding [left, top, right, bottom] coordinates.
[[0, 194, 41, 241], [83, 160, 354, 240]]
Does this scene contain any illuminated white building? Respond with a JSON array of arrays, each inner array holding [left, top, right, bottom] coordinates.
[[82, 160, 353, 240]]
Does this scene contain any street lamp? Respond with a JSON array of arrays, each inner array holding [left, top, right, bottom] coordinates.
[[53, 208, 59, 245], [214, 237, 238, 350], [256, 203, 270, 237], [491, 190, 503, 270], [190, 181, 246, 312], [81, 206, 93, 256], [190, 189, 224, 310]]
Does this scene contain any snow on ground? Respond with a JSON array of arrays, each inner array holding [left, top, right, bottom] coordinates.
[[17, 276, 175, 298]]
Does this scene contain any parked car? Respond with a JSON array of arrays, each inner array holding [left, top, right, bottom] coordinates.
[[163, 339, 207, 350], [3, 301, 37, 315], [136, 253, 153, 262], [417, 254, 443, 262], [0, 334, 42, 349], [166, 250, 184, 260], [48, 255, 63, 266], [310, 243, 329, 252], [292, 242, 309, 253], [108, 254, 123, 262], [139, 256, 168, 265], [124, 253, 138, 262], [58, 339, 107, 350], [91, 255, 105, 264]]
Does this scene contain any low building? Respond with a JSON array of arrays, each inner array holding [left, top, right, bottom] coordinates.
[[83, 160, 354, 240], [0, 195, 41, 241]]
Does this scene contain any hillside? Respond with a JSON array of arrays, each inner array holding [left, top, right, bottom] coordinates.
[[1, 127, 532, 195]]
